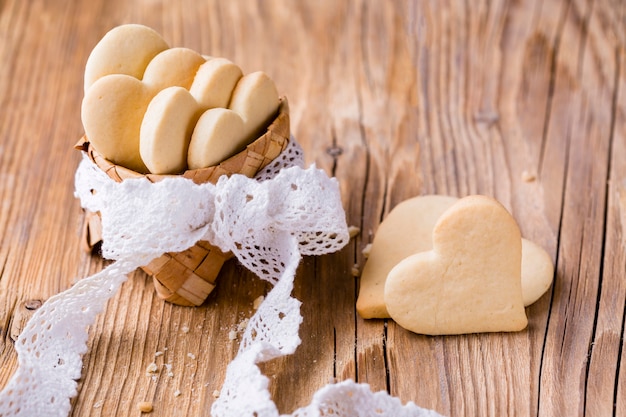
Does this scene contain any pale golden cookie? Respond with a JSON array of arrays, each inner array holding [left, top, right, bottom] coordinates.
[[356, 195, 457, 319], [82, 26, 280, 175], [384, 195, 528, 335], [142, 47, 206, 91], [190, 58, 243, 109], [84, 24, 169, 92], [83, 46, 205, 173], [140, 87, 200, 174], [81, 74, 152, 173], [228, 71, 279, 144], [521, 239, 554, 306], [186, 71, 279, 169], [187, 108, 245, 169]]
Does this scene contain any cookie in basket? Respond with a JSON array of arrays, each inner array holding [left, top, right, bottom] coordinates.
[[77, 24, 291, 306]]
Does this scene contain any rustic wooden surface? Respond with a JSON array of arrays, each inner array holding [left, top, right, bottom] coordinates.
[[0, 0, 625, 416]]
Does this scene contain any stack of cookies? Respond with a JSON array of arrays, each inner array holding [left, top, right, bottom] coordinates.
[[78, 24, 290, 306], [356, 195, 554, 335]]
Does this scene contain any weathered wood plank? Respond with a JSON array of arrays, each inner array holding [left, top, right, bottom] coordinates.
[[537, 0, 623, 415], [586, 11, 626, 415], [0, 0, 625, 416]]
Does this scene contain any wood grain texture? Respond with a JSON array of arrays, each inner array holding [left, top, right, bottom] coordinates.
[[0, 0, 625, 416]]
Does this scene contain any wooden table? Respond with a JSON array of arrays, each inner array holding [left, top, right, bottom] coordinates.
[[1, 1, 625, 416]]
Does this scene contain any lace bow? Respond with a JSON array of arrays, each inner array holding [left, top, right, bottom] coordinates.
[[0, 147, 439, 417]]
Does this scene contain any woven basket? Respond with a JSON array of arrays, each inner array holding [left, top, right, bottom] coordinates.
[[77, 98, 290, 306]]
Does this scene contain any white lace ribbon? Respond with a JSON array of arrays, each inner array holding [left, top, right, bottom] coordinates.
[[0, 143, 441, 417]]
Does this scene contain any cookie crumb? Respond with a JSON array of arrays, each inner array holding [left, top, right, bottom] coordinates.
[[521, 170, 536, 182], [237, 318, 250, 332], [174, 390, 181, 397], [362, 243, 372, 258], [348, 225, 361, 239], [351, 264, 360, 277], [146, 362, 158, 375], [154, 351, 164, 357], [212, 390, 220, 398], [181, 325, 190, 333], [228, 330, 238, 340], [138, 401, 153, 413], [253, 295, 265, 310], [164, 363, 174, 377], [187, 352, 196, 360]]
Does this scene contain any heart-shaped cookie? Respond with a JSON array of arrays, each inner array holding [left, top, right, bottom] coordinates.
[[186, 109, 245, 169], [83, 24, 169, 92], [81, 40, 205, 174], [384, 195, 528, 335], [139, 86, 201, 174], [356, 195, 554, 319], [227, 71, 280, 144], [82, 25, 279, 175], [142, 47, 206, 91], [187, 71, 279, 169], [81, 74, 153, 173], [519, 238, 554, 306], [190, 57, 243, 109], [141, 60, 277, 174], [356, 195, 458, 319]]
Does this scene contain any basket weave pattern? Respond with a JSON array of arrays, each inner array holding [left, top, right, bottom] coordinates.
[[78, 98, 290, 306]]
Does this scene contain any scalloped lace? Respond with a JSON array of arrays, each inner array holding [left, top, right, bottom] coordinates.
[[0, 140, 440, 417]]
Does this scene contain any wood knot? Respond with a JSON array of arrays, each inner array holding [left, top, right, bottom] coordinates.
[[326, 145, 343, 157], [24, 299, 43, 310], [10, 299, 44, 342], [473, 110, 500, 126]]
